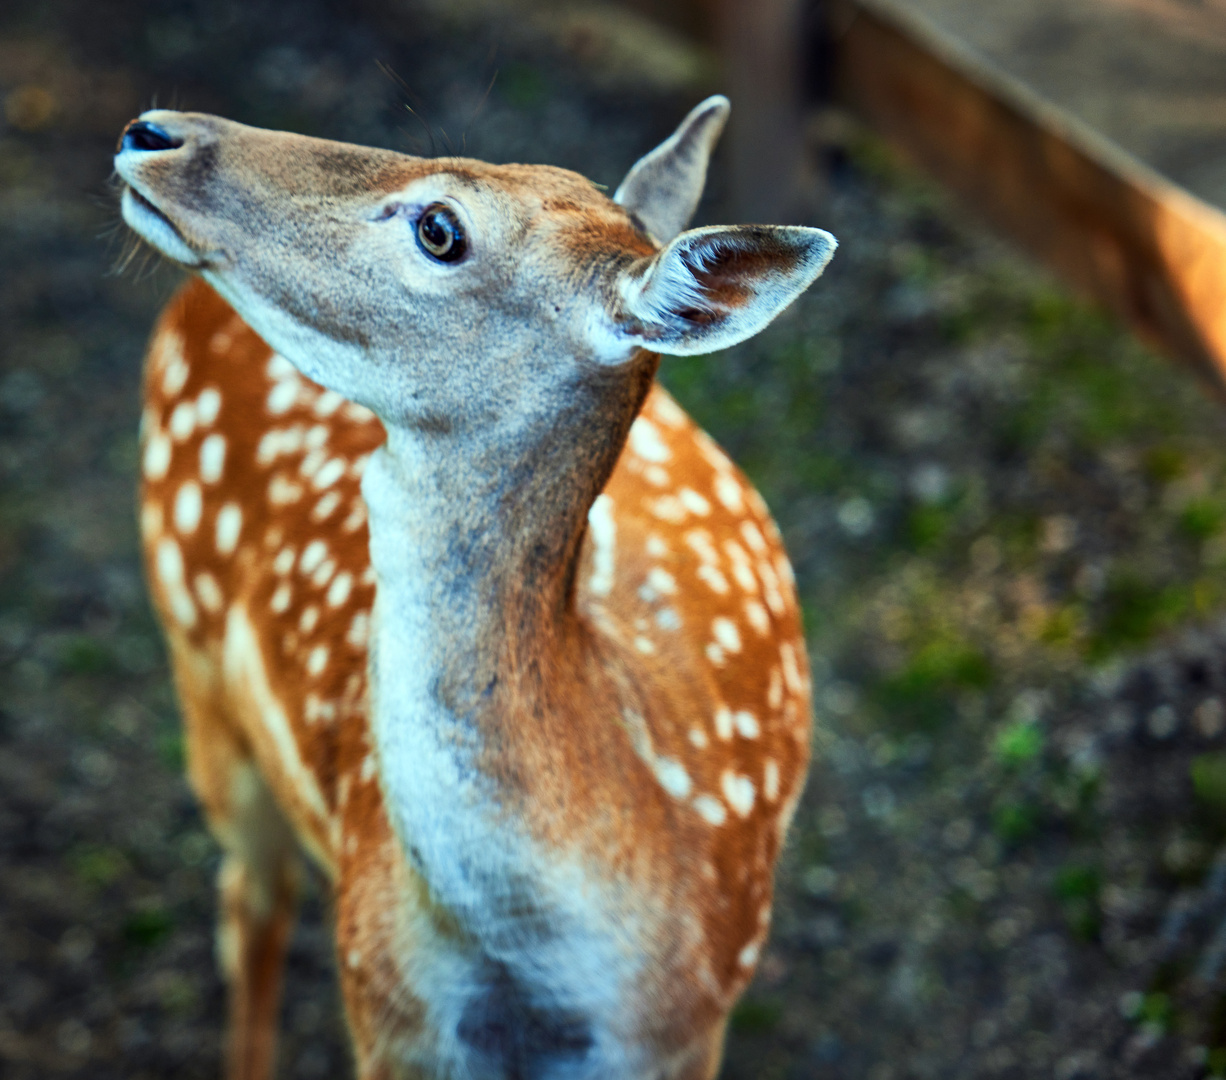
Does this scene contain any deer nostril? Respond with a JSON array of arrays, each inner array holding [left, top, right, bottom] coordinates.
[[120, 120, 183, 153]]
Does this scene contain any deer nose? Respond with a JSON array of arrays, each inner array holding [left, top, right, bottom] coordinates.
[[119, 120, 183, 153]]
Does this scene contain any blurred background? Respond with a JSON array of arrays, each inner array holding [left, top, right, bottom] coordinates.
[[7, 0, 1226, 1077]]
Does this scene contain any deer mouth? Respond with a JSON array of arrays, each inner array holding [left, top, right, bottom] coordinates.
[[119, 184, 209, 270]]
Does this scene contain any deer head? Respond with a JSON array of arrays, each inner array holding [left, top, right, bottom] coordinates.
[[114, 96, 835, 439]]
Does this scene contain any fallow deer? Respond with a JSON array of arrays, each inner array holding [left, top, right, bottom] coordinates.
[[114, 95, 835, 1080]]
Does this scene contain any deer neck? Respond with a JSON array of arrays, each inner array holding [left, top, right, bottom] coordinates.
[[359, 351, 657, 901]]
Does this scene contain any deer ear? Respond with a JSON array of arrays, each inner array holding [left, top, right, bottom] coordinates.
[[613, 224, 837, 356], [613, 95, 730, 244]]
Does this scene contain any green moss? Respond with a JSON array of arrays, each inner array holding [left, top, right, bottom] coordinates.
[[58, 634, 117, 676], [68, 844, 127, 890], [1054, 864, 1102, 941], [1192, 754, 1226, 810], [992, 802, 1040, 846], [157, 731, 185, 770], [1087, 574, 1189, 658], [905, 504, 952, 553], [1180, 498, 1226, 541], [123, 907, 173, 949], [995, 722, 1044, 768], [1137, 991, 1174, 1033], [729, 997, 783, 1035], [1039, 604, 1084, 649], [1144, 444, 1188, 484], [1207, 1046, 1226, 1078], [876, 637, 992, 731]]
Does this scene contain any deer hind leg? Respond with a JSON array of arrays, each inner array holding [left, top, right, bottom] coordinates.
[[174, 656, 303, 1080]]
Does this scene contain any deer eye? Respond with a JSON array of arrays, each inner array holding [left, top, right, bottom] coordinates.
[[415, 203, 466, 263]]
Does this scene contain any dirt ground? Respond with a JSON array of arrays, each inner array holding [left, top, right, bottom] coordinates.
[[8, 1, 1226, 1078]]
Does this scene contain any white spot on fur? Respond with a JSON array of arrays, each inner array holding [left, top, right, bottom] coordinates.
[[256, 426, 304, 466], [343, 401, 375, 423], [342, 501, 367, 532], [780, 642, 803, 694], [267, 379, 299, 415], [654, 757, 692, 799], [300, 541, 328, 575], [693, 794, 727, 825], [706, 642, 726, 666], [634, 636, 655, 654], [721, 770, 756, 817], [684, 529, 719, 564], [305, 424, 329, 450], [270, 583, 291, 613], [763, 759, 780, 802], [587, 494, 616, 597], [156, 537, 196, 627], [647, 567, 677, 595], [741, 520, 768, 554], [143, 430, 171, 479], [776, 552, 796, 588], [174, 481, 202, 533], [269, 474, 304, 505], [159, 336, 189, 395], [199, 434, 226, 483], [651, 391, 686, 428], [679, 488, 711, 516], [738, 941, 761, 968], [273, 547, 296, 574], [734, 710, 760, 739], [656, 607, 681, 631], [646, 535, 669, 558], [744, 599, 770, 636], [629, 417, 671, 462], [312, 491, 341, 521], [312, 558, 337, 589], [267, 353, 296, 379], [194, 572, 223, 613], [689, 727, 709, 748], [345, 610, 367, 642], [715, 474, 744, 513], [299, 448, 326, 479], [327, 572, 353, 608], [697, 565, 730, 595], [306, 645, 329, 677], [724, 541, 758, 593], [715, 707, 734, 741], [347, 612, 370, 649], [196, 386, 221, 427], [304, 694, 336, 726], [712, 617, 742, 653], [314, 391, 344, 416], [767, 666, 784, 709], [313, 458, 346, 490], [644, 465, 670, 487], [216, 503, 242, 555], [300, 606, 319, 633], [169, 401, 196, 441], [650, 495, 686, 523], [758, 559, 786, 615]]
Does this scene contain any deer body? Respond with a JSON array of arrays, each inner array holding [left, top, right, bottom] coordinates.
[[118, 98, 834, 1080]]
